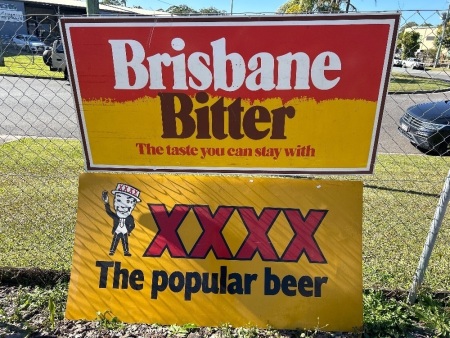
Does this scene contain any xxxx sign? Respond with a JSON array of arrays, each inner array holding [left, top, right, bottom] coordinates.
[[60, 14, 399, 174], [66, 173, 363, 331]]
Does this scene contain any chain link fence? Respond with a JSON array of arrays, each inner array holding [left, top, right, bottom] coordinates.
[[0, 10, 449, 292]]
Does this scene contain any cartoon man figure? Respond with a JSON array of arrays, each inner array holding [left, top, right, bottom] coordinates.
[[102, 183, 141, 257]]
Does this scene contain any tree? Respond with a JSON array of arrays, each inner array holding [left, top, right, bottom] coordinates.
[[397, 21, 419, 36], [101, 0, 126, 6], [199, 7, 226, 15], [166, 5, 198, 15], [434, 25, 450, 50], [277, 0, 356, 13], [398, 30, 421, 59], [165, 5, 226, 15], [397, 22, 419, 53]]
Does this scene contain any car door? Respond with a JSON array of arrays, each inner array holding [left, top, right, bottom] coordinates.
[[51, 40, 66, 71], [14, 35, 25, 47]]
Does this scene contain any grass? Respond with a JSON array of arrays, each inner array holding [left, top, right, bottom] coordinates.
[[0, 139, 450, 336], [389, 72, 450, 93], [0, 138, 83, 271], [0, 53, 65, 79], [0, 138, 450, 289]]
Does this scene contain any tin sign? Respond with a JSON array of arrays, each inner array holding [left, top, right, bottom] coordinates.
[[60, 14, 399, 174], [65, 173, 363, 331]]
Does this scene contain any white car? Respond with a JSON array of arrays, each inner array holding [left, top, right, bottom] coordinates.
[[12, 34, 47, 53], [402, 58, 424, 70], [42, 40, 68, 79]]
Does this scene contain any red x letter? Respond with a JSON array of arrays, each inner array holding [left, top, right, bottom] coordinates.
[[282, 209, 327, 263], [144, 204, 190, 257], [189, 206, 234, 259], [235, 207, 280, 261]]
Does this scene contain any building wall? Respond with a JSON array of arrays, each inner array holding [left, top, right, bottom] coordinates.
[[403, 26, 450, 58]]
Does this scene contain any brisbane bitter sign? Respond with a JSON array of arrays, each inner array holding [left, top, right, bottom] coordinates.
[[60, 14, 399, 174]]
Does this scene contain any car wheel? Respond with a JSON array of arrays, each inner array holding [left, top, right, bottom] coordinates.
[[44, 55, 52, 66], [64, 68, 68, 80], [435, 142, 450, 156]]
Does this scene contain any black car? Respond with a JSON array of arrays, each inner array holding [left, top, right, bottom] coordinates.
[[398, 101, 450, 155]]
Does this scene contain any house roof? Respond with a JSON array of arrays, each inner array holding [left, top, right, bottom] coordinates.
[[22, 0, 170, 15]]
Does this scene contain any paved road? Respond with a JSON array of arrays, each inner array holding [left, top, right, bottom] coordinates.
[[1, 75, 450, 154], [0, 76, 78, 140], [391, 66, 450, 82]]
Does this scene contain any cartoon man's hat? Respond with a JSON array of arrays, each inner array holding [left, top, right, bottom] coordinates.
[[111, 183, 141, 202]]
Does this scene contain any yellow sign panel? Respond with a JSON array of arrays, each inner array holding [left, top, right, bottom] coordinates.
[[66, 173, 362, 331]]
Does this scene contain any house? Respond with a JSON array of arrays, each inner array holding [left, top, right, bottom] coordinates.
[[403, 25, 449, 60]]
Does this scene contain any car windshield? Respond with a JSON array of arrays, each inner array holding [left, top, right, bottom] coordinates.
[[55, 43, 64, 53]]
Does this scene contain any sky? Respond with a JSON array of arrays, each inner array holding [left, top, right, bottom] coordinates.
[[125, 0, 450, 14]]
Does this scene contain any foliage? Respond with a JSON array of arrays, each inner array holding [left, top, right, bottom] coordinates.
[[95, 310, 125, 330], [0, 283, 68, 329], [166, 5, 198, 15], [164, 5, 225, 15], [363, 290, 416, 336], [363, 290, 450, 337], [218, 323, 234, 337], [277, 0, 356, 13], [235, 323, 259, 338], [398, 30, 421, 59], [413, 292, 450, 336], [167, 323, 197, 337], [48, 296, 56, 329], [422, 47, 437, 61], [100, 0, 126, 6], [199, 7, 227, 15], [434, 24, 450, 52]]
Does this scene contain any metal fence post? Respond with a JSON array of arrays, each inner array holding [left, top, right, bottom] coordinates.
[[407, 170, 450, 304], [86, 0, 100, 16], [434, 5, 450, 68], [0, 37, 4, 67]]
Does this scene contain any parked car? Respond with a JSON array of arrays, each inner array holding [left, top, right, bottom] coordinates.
[[392, 56, 402, 67], [12, 34, 47, 53], [42, 39, 67, 79], [402, 58, 424, 70], [0, 34, 12, 46], [398, 101, 450, 155]]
